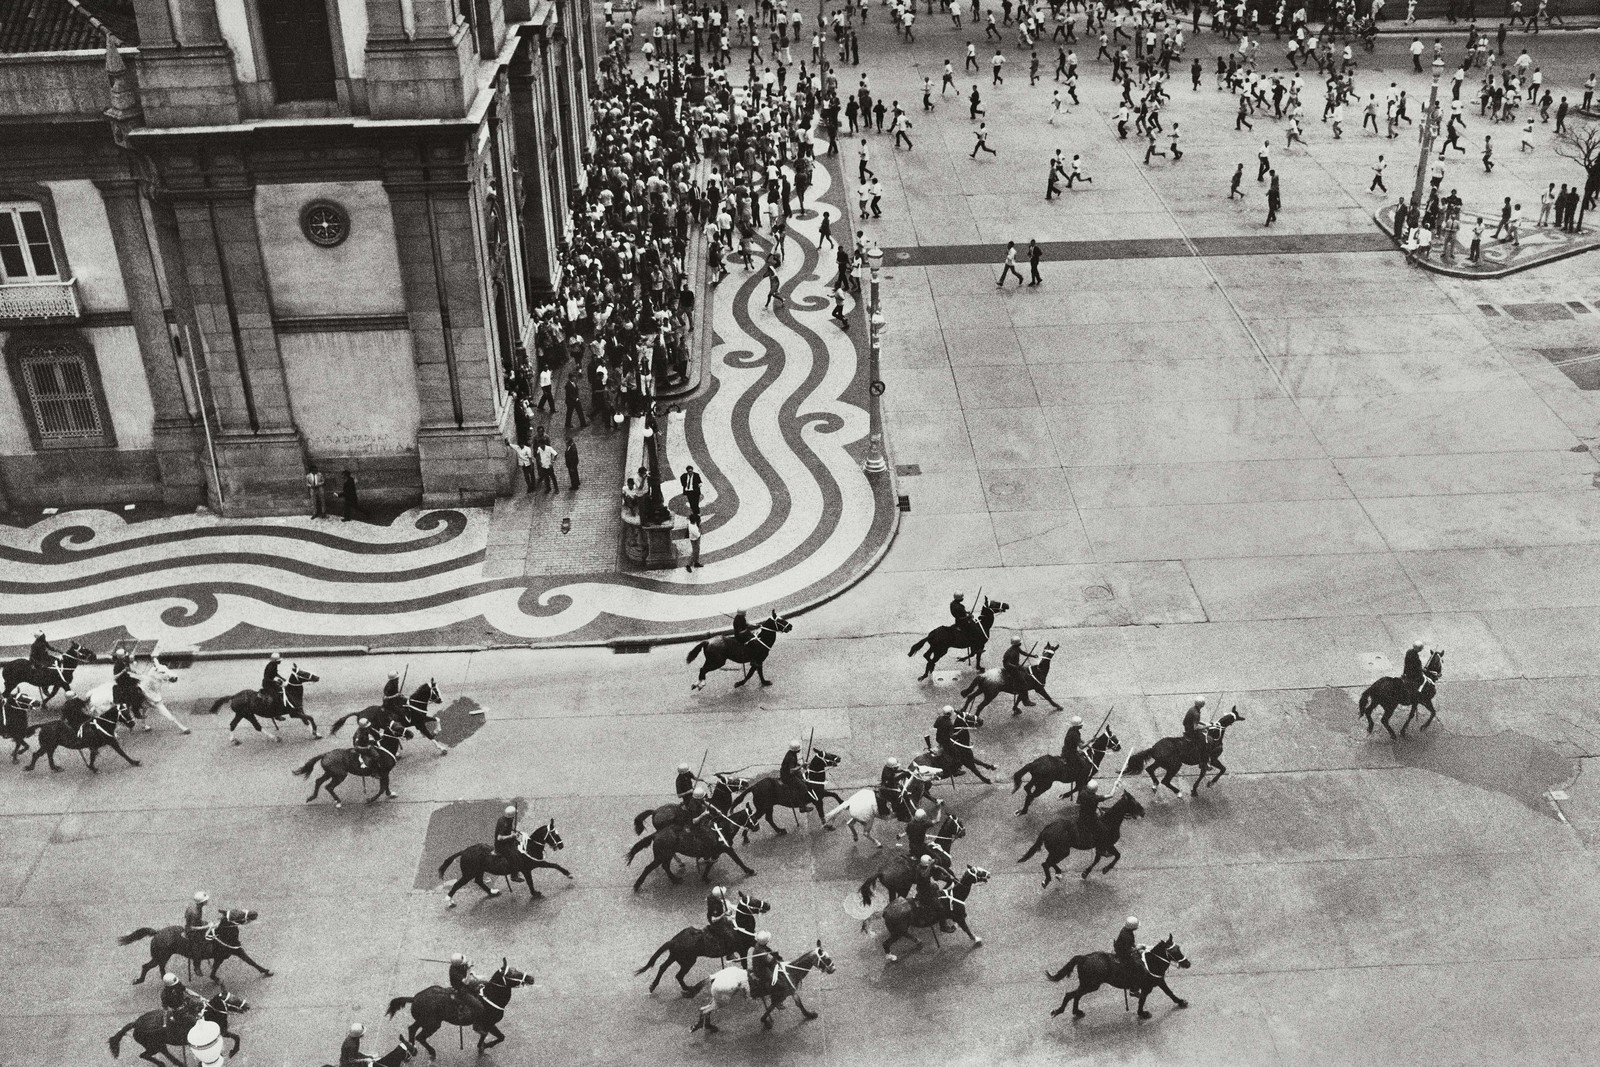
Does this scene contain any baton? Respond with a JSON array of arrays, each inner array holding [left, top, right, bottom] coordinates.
[[1109, 750, 1133, 795], [695, 747, 709, 783]]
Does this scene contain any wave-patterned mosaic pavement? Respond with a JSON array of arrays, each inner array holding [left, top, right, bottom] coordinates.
[[0, 148, 896, 654]]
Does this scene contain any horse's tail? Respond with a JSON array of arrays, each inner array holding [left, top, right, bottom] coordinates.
[[1125, 747, 1155, 776], [960, 676, 981, 697], [116, 927, 158, 946], [1357, 685, 1378, 716], [731, 784, 755, 809], [635, 940, 674, 975], [1045, 955, 1082, 983], [625, 834, 655, 865], [437, 848, 468, 879], [858, 874, 877, 907], [686, 641, 707, 664], [1017, 832, 1046, 864], [328, 711, 356, 735], [908, 636, 928, 656], [205, 694, 231, 715], [633, 808, 655, 835], [823, 798, 850, 823], [385, 996, 412, 1019], [108, 1019, 138, 1058], [1011, 764, 1029, 793], [291, 754, 322, 779]]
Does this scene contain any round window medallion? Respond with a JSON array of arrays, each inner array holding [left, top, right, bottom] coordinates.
[[300, 200, 350, 248]]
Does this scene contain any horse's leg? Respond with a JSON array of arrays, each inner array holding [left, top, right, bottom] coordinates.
[[479, 1022, 505, 1049], [765, 803, 787, 835], [412, 1022, 440, 1060], [733, 658, 753, 688], [232, 948, 273, 976], [964, 758, 993, 784], [1081, 849, 1105, 879], [322, 774, 344, 808], [1380, 704, 1399, 740], [1037, 686, 1063, 711], [1159, 765, 1181, 795], [270, 716, 283, 743], [1399, 703, 1418, 737], [1420, 697, 1438, 731], [722, 845, 757, 877], [152, 699, 190, 735], [299, 712, 321, 738], [135, 956, 160, 984], [1207, 757, 1228, 787], [1156, 977, 1188, 1008], [955, 916, 982, 945], [792, 992, 818, 1021], [527, 858, 573, 880], [632, 857, 663, 892], [1137, 986, 1154, 1019], [754, 660, 772, 687]]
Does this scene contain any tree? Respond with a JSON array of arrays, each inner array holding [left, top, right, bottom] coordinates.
[[1553, 119, 1600, 233]]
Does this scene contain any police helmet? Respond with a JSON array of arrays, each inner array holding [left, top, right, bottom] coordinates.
[[919, 855, 933, 867], [350, 1023, 366, 1036], [1070, 716, 1082, 726], [163, 973, 178, 986], [692, 784, 709, 799], [1010, 636, 1022, 645], [678, 762, 691, 772], [1125, 916, 1139, 929], [450, 952, 466, 964], [711, 886, 727, 899], [885, 757, 899, 767], [754, 931, 771, 945], [269, 652, 281, 661], [357, 717, 369, 727], [194, 891, 209, 903], [504, 805, 517, 817], [942, 705, 954, 714], [789, 740, 802, 751]]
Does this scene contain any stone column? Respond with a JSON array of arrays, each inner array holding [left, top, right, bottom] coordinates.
[[163, 187, 307, 514], [94, 179, 206, 508], [386, 155, 514, 505]]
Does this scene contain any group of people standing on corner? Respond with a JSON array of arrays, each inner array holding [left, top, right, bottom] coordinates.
[[512, 426, 583, 497], [303, 465, 366, 522]]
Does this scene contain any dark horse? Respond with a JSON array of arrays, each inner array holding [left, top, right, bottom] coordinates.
[[959, 642, 1063, 718], [1125, 708, 1246, 796], [2, 640, 96, 703], [207, 665, 322, 743], [292, 723, 405, 807], [686, 610, 793, 690], [909, 597, 1010, 678], [24, 697, 140, 773], [910, 709, 996, 784], [633, 772, 752, 839], [858, 809, 966, 903], [1017, 791, 1147, 884], [732, 749, 843, 834], [1359, 649, 1444, 738], [329, 679, 448, 755], [689, 943, 836, 1033], [636, 891, 771, 995], [1012, 724, 1122, 815], [629, 817, 760, 891], [870, 865, 991, 962], [438, 820, 572, 904], [3, 682, 41, 762], [1047, 935, 1191, 1019], [119, 908, 273, 983], [108, 990, 248, 1067], [386, 958, 534, 1059]]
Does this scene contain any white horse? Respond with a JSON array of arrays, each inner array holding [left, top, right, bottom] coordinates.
[[87, 659, 190, 735], [824, 789, 887, 847], [690, 965, 751, 1032]]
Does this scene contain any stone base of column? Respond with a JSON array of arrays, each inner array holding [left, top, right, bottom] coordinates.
[[152, 419, 209, 510], [417, 423, 515, 507], [211, 430, 309, 517]]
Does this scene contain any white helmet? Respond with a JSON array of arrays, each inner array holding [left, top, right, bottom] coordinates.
[[349, 1023, 365, 1036], [914, 808, 928, 820], [449, 952, 466, 964], [193, 891, 209, 903], [692, 784, 709, 799], [269, 652, 281, 661], [357, 717, 369, 727], [711, 886, 726, 899], [163, 973, 178, 986], [1412, 640, 1425, 649], [504, 805, 517, 817], [919, 854, 934, 867], [754, 931, 771, 945], [678, 762, 691, 772], [885, 757, 899, 768], [1125, 916, 1139, 930], [789, 740, 802, 751], [1070, 716, 1083, 726], [1193, 697, 1207, 708], [1085, 780, 1102, 795]]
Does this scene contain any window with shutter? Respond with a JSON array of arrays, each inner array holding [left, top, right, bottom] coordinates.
[[258, 0, 338, 102], [5, 332, 115, 449], [0, 204, 60, 282]]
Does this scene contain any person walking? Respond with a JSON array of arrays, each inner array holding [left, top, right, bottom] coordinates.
[[1370, 155, 1387, 193], [514, 441, 537, 493], [1027, 239, 1044, 286], [536, 439, 559, 494], [536, 365, 556, 413], [1257, 140, 1272, 181], [1265, 172, 1280, 226], [564, 437, 580, 491], [685, 518, 702, 571], [680, 464, 703, 515], [564, 373, 587, 430], [1229, 162, 1245, 198], [997, 240, 1025, 286]]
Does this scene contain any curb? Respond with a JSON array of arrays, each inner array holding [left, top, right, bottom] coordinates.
[[1371, 211, 1599, 278]]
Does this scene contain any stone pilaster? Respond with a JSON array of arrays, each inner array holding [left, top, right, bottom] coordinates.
[[386, 158, 514, 505], [508, 38, 557, 300], [94, 179, 206, 508]]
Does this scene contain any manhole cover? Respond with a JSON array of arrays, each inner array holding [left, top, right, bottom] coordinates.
[[1083, 584, 1114, 602], [1504, 302, 1576, 322]]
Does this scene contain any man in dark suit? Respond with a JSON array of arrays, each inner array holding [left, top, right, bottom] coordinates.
[[679, 464, 703, 515]]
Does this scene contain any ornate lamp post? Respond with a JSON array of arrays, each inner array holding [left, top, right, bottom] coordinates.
[[863, 243, 887, 476], [1409, 56, 1447, 223]]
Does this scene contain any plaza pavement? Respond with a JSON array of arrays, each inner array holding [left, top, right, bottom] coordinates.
[[5, 18, 1600, 1067]]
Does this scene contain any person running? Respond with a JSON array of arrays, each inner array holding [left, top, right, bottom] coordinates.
[[971, 122, 997, 158], [997, 240, 1024, 286]]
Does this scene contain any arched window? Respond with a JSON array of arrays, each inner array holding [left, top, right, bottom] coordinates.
[[0, 202, 60, 282]]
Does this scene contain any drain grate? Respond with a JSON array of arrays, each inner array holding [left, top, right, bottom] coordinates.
[[611, 641, 653, 654], [895, 463, 922, 476], [1503, 302, 1576, 322]]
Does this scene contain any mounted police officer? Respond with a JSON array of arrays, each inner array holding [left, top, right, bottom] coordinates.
[[183, 890, 210, 966], [674, 762, 697, 798], [448, 953, 493, 1015], [706, 885, 731, 925], [1113, 916, 1148, 978], [877, 756, 908, 817], [339, 1023, 375, 1066], [261, 653, 284, 712], [909, 855, 955, 932], [351, 717, 381, 771], [160, 972, 204, 1025], [904, 804, 937, 858], [731, 610, 757, 652], [933, 705, 958, 761], [949, 592, 982, 648], [1076, 779, 1109, 836], [28, 630, 56, 670], [1401, 640, 1428, 697], [381, 671, 406, 716], [1060, 715, 1085, 761], [1181, 697, 1208, 746], [779, 739, 804, 795], [745, 931, 781, 1000], [111, 646, 142, 716], [677, 783, 712, 828], [494, 805, 524, 867], [1001, 638, 1036, 706]]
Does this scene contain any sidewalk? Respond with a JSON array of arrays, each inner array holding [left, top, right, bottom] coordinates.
[[1375, 200, 1600, 276]]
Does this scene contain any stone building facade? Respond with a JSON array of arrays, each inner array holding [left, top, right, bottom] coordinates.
[[0, 0, 594, 515]]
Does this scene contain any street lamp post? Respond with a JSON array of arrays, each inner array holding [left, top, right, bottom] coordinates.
[[863, 244, 887, 476], [1409, 57, 1447, 226]]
